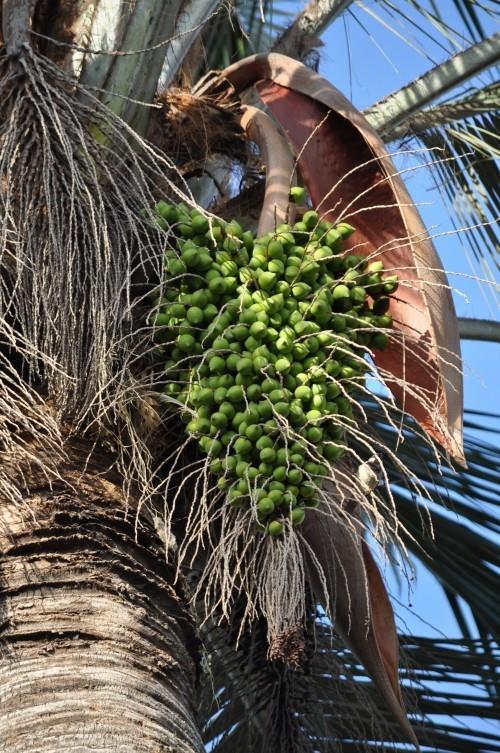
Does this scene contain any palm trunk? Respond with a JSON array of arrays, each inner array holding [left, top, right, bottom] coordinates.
[[0, 449, 203, 753]]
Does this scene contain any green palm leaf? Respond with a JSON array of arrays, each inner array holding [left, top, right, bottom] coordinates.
[[200, 618, 500, 752]]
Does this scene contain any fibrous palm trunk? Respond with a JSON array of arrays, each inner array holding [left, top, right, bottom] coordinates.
[[0, 447, 203, 753]]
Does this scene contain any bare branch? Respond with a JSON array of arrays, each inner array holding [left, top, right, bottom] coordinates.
[[365, 34, 500, 134], [458, 317, 500, 343], [272, 0, 354, 59]]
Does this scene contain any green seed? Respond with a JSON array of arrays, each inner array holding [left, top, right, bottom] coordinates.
[[259, 271, 277, 290], [289, 186, 306, 203], [259, 498, 275, 515], [291, 507, 306, 526], [178, 333, 196, 352], [260, 447, 276, 463], [267, 520, 284, 536], [234, 437, 253, 455]]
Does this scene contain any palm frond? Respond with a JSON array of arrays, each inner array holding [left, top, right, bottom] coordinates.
[[364, 407, 500, 639], [199, 615, 500, 753], [417, 113, 499, 270], [382, 82, 500, 140]]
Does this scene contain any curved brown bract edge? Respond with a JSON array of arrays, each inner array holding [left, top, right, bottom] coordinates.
[[238, 105, 296, 236], [303, 509, 420, 750], [222, 54, 464, 465]]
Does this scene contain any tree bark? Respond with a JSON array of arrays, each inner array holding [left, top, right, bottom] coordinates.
[[0, 450, 204, 753]]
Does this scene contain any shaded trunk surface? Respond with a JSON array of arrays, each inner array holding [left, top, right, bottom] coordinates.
[[0, 460, 203, 753]]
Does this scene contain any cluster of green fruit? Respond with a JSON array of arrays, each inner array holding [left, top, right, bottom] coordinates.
[[151, 196, 398, 536]]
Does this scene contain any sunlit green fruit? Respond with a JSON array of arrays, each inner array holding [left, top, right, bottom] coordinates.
[[377, 313, 393, 328], [225, 384, 243, 403], [288, 468, 303, 485], [220, 431, 235, 448], [247, 320, 265, 339], [285, 265, 300, 283], [294, 384, 312, 401], [191, 289, 209, 308], [269, 388, 284, 404], [325, 228, 343, 250], [268, 258, 285, 275], [234, 437, 253, 455], [291, 507, 306, 526], [259, 461, 274, 475], [209, 458, 224, 474], [256, 436, 273, 452], [211, 411, 229, 429], [230, 325, 249, 342], [226, 219, 244, 239], [267, 520, 284, 536], [289, 186, 306, 204], [260, 447, 276, 463], [219, 401, 236, 420], [273, 466, 287, 483], [233, 357, 251, 375], [177, 333, 196, 352], [350, 286, 367, 305], [259, 497, 275, 515], [241, 230, 254, 251], [311, 394, 326, 410], [291, 282, 311, 300], [267, 239, 284, 258], [302, 210, 319, 229], [251, 355, 267, 372], [275, 357, 291, 374], [332, 284, 350, 301], [209, 354, 227, 373], [340, 366, 358, 380], [235, 460, 249, 478], [307, 425, 324, 443], [258, 270, 277, 290], [185, 306, 203, 325], [366, 260, 384, 274], [382, 275, 399, 294], [245, 424, 262, 442], [275, 337, 293, 354], [335, 222, 355, 239]]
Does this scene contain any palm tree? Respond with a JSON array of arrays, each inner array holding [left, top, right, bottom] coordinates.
[[0, 2, 498, 752]]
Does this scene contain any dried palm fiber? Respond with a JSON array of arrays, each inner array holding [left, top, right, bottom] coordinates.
[[150, 82, 247, 176], [0, 3, 197, 511]]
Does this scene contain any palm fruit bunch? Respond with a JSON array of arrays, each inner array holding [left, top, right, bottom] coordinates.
[[151, 198, 398, 536]]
